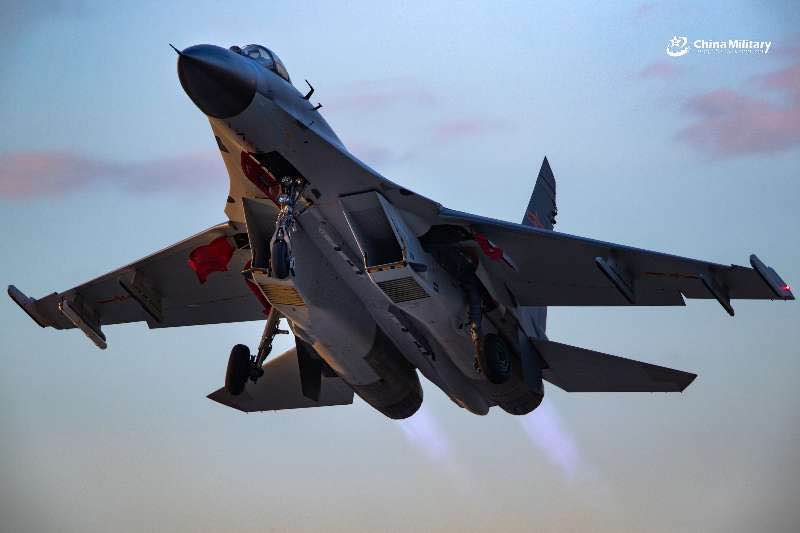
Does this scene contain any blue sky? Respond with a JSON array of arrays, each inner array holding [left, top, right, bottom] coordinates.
[[2, 1, 799, 531]]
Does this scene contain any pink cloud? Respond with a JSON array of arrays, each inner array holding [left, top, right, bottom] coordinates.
[[431, 118, 513, 143], [676, 59, 800, 157], [634, 2, 656, 19], [0, 151, 224, 198], [347, 142, 406, 167], [638, 60, 680, 80], [327, 78, 437, 113], [757, 61, 800, 95], [347, 115, 515, 167]]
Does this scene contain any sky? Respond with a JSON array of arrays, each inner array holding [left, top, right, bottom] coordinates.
[[1, 1, 799, 531]]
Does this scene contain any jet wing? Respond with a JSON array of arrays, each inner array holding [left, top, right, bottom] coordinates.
[[207, 347, 354, 412], [8, 222, 268, 348], [439, 209, 794, 313], [534, 339, 696, 392]]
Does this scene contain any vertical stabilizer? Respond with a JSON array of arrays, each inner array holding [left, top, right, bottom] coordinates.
[[521, 157, 557, 230], [519, 157, 556, 338]]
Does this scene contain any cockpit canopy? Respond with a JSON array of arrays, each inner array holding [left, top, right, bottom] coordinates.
[[231, 44, 290, 83]]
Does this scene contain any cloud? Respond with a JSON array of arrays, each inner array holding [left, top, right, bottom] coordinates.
[[638, 60, 681, 80], [634, 2, 657, 19], [0, 151, 224, 198], [347, 142, 407, 167], [330, 78, 514, 164], [431, 117, 514, 143], [676, 59, 800, 157], [345, 115, 514, 169], [326, 78, 438, 113]]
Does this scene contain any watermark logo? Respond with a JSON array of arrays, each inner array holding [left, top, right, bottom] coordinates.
[[666, 36, 689, 57], [666, 36, 773, 57]]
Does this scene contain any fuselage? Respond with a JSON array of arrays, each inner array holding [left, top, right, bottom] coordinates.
[[178, 44, 543, 417]]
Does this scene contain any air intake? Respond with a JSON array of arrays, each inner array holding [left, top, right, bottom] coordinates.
[[377, 277, 429, 303]]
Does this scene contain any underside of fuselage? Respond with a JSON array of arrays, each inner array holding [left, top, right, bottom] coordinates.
[[178, 44, 543, 418], [214, 96, 540, 417]]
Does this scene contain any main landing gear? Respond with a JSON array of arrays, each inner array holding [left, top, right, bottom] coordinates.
[[480, 333, 513, 384], [270, 175, 305, 280], [224, 307, 287, 396], [465, 274, 512, 385]]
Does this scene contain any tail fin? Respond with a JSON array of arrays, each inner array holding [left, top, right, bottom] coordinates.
[[519, 157, 556, 339], [521, 157, 557, 230]]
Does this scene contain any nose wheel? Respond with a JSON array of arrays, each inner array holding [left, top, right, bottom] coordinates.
[[271, 238, 290, 279], [269, 175, 305, 280]]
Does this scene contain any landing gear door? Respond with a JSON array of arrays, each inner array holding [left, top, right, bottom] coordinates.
[[375, 194, 427, 268], [339, 190, 426, 271], [242, 197, 277, 271]]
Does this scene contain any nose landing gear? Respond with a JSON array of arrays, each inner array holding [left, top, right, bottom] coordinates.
[[271, 238, 290, 279], [270, 176, 305, 280]]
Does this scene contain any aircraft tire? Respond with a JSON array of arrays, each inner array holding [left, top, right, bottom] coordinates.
[[481, 333, 513, 384], [271, 238, 290, 279], [225, 344, 251, 396]]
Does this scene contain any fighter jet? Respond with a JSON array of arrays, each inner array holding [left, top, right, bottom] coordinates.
[[8, 44, 795, 419]]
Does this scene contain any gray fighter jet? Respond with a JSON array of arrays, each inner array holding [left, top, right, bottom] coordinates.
[[8, 44, 795, 419]]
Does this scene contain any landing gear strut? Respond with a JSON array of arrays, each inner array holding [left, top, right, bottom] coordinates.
[[270, 175, 305, 279], [464, 275, 485, 374], [463, 273, 512, 385], [224, 307, 287, 396]]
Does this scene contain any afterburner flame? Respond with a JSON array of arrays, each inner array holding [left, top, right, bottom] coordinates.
[[519, 400, 581, 480]]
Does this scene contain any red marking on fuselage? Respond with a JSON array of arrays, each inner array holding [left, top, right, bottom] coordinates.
[[240, 151, 281, 205]]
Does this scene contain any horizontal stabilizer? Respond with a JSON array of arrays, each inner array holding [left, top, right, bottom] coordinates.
[[534, 339, 696, 392], [208, 346, 354, 412]]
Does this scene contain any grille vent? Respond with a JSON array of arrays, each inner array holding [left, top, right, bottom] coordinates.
[[377, 277, 429, 303], [259, 283, 306, 307]]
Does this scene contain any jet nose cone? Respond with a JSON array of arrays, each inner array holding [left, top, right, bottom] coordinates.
[[177, 44, 257, 119]]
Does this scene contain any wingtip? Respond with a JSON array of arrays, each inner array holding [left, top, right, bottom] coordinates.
[[749, 254, 795, 300], [8, 285, 48, 328]]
